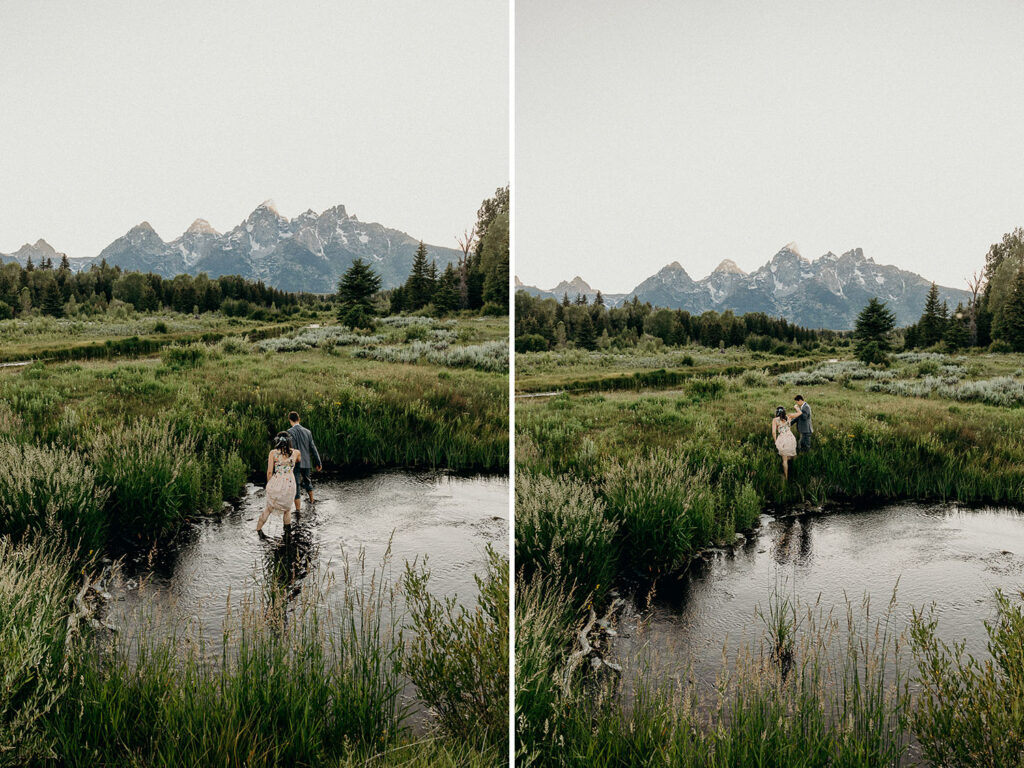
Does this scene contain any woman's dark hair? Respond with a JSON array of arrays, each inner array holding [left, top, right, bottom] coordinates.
[[273, 431, 292, 457], [775, 406, 787, 419]]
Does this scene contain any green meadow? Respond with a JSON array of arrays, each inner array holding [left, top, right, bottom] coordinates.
[[1, 309, 509, 767], [515, 341, 1024, 767]]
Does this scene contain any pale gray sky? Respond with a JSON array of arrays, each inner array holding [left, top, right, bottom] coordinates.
[[516, 0, 1024, 293], [0, 0, 507, 258]]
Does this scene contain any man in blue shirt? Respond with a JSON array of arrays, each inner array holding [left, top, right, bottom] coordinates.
[[287, 411, 322, 512], [793, 395, 813, 452]]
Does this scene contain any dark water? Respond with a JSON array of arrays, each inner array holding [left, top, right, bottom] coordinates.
[[109, 471, 508, 641], [613, 503, 1024, 691]]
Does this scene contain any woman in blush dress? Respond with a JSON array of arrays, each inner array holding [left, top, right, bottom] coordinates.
[[256, 432, 302, 533], [771, 406, 797, 481]]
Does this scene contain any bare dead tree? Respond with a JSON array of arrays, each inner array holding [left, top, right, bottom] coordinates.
[[967, 270, 984, 346], [455, 226, 477, 309]]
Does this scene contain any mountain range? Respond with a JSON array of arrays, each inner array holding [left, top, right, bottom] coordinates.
[[0, 201, 462, 293], [515, 244, 971, 330]]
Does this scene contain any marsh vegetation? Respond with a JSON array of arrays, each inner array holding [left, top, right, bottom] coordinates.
[[1, 308, 509, 766], [515, 341, 1024, 767]]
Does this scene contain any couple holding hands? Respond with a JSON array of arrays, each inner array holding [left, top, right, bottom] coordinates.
[[771, 395, 813, 481], [256, 411, 322, 534]]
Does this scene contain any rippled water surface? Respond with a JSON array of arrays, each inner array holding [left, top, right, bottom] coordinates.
[[613, 503, 1024, 689], [110, 471, 508, 639]]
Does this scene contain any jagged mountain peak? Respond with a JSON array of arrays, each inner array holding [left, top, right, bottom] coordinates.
[[771, 241, 806, 261], [89, 201, 463, 293], [185, 218, 218, 236], [321, 204, 349, 219], [712, 258, 746, 276], [513, 246, 969, 331], [551, 275, 595, 294]]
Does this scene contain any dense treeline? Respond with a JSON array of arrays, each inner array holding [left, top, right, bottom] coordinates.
[[904, 226, 1024, 351], [515, 290, 832, 353], [388, 186, 509, 316], [0, 257, 314, 320]]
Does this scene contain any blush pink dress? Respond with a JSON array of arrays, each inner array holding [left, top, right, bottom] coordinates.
[[264, 449, 298, 517], [775, 418, 797, 457]]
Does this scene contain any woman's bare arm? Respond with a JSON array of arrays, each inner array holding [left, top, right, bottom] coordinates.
[[267, 451, 275, 483]]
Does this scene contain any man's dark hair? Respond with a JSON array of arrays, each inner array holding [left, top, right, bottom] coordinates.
[[288, 411, 300, 423], [794, 395, 804, 402]]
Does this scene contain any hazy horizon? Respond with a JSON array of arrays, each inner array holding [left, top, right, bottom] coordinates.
[[517, 0, 1024, 293], [0, 0, 507, 260]]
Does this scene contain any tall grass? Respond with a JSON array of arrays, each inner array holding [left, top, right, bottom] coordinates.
[[402, 545, 509, 749], [0, 538, 78, 766], [88, 420, 204, 538], [44, 551, 408, 767], [910, 590, 1024, 766], [0, 443, 109, 552], [515, 472, 618, 599], [514, 580, 912, 767], [603, 450, 719, 574]]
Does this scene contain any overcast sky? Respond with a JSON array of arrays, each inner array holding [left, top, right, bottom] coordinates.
[[516, 0, 1024, 292], [0, 0, 507, 258]]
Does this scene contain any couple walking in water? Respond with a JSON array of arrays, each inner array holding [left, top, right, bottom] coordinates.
[[771, 394, 812, 481], [256, 411, 323, 533]]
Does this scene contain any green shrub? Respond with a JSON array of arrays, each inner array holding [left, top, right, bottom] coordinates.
[[0, 442, 109, 552], [152, 320, 169, 333], [733, 480, 761, 531], [516, 334, 549, 353], [403, 545, 508, 748], [686, 377, 725, 402], [989, 338, 1013, 353], [219, 451, 248, 500], [89, 421, 203, 537], [160, 343, 206, 369], [515, 472, 617, 599]]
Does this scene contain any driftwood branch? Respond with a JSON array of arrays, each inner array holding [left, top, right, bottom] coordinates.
[[561, 597, 625, 692]]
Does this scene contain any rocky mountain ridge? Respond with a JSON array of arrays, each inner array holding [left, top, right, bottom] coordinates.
[[516, 244, 971, 329]]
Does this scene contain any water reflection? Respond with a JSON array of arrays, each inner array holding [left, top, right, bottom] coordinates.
[[109, 472, 508, 648], [259, 519, 317, 601], [614, 503, 1024, 692]]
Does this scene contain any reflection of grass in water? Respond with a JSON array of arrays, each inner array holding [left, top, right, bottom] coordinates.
[[45, 547, 408, 767], [517, 576, 913, 767], [7, 534, 508, 767]]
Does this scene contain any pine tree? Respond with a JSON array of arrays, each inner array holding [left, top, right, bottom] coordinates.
[[576, 311, 597, 350], [405, 242, 434, 310], [59, 254, 70, 271], [594, 290, 604, 307], [42, 281, 63, 317], [918, 283, 948, 347], [337, 258, 382, 328], [998, 269, 1024, 352], [389, 285, 406, 314], [433, 264, 460, 315], [943, 310, 970, 350], [854, 298, 896, 364]]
